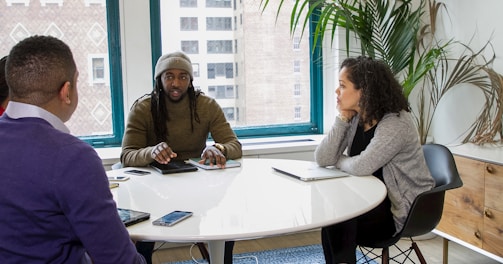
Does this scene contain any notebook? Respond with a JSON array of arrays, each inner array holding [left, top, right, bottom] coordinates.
[[186, 158, 241, 170], [150, 161, 198, 174], [272, 162, 349, 181], [117, 208, 150, 227]]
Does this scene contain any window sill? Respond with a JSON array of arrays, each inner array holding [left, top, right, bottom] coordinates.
[[94, 134, 324, 169]]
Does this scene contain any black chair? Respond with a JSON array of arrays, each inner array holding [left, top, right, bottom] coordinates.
[[357, 143, 463, 264]]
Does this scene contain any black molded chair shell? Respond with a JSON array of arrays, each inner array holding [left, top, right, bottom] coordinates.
[[358, 144, 463, 263]]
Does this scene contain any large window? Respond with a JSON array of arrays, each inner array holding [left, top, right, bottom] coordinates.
[[1, 1, 322, 148], [155, 0, 323, 138], [0, 0, 123, 146]]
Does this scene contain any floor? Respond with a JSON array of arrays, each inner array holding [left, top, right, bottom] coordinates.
[[151, 230, 501, 264]]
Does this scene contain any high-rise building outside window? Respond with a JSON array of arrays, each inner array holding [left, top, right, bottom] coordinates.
[[0, 0, 121, 142], [159, 0, 315, 137], [0, 1, 323, 145]]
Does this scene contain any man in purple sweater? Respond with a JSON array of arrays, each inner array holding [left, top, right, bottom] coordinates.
[[0, 35, 146, 263]]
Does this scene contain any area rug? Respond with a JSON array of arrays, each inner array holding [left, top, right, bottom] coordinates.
[[164, 244, 378, 264]]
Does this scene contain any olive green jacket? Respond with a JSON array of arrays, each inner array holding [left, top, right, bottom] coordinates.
[[121, 94, 242, 167]]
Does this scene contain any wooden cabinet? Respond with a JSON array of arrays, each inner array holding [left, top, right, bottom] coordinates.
[[483, 160, 503, 256], [437, 155, 503, 257]]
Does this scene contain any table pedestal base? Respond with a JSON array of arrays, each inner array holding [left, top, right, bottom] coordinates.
[[208, 240, 225, 264]]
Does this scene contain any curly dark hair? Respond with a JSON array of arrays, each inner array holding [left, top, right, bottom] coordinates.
[[341, 56, 410, 126], [149, 76, 202, 143]]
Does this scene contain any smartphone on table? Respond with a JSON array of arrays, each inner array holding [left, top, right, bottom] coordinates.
[[152, 210, 193, 226], [108, 176, 130, 182]]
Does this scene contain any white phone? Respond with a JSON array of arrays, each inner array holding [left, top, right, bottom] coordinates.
[[152, 210, 193, 227], [108, 175, 130, 182]]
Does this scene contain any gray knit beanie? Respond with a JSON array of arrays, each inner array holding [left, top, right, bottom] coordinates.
[[154, 51, 193, 80]]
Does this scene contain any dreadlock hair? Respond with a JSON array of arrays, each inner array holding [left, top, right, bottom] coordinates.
[[340, 56, 410, 127], [150, 76, 202, 143]]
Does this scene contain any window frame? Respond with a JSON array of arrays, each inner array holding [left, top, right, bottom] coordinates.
[[82, 0, 124, 147], [150, 0, 323, 138]]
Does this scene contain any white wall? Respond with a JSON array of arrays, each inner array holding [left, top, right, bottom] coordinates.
[[119, 2, 154, 113], [417, 0, 503, 145]]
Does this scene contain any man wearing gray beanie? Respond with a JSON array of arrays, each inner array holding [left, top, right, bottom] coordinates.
[[121, 50, 242, 264], [154, 51, 193, 81]]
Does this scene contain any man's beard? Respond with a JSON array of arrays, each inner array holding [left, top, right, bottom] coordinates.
[[166, 89, 186, 103]]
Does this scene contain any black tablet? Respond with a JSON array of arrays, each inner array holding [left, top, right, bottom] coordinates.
[[117, 208, 150, 227], [150, 161, 198, 174]]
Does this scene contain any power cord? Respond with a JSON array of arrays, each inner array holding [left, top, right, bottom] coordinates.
[[188, 243, 259, 264], [152, 242, 167, 254], [234, 255, 259, 263], [189, 243, 207, 264]]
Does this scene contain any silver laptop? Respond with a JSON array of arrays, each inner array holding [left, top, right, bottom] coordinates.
[[272, 162, 349, 181]]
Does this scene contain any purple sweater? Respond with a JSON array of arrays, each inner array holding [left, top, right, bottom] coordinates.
[[0, 114, 145, 263]]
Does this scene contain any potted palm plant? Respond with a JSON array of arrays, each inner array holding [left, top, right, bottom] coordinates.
[[261, 0, 502, 144]]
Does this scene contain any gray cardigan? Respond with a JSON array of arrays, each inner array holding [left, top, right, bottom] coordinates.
[[314, 111, 435, 234]]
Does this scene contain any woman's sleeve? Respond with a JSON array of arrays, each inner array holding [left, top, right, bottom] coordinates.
[[336, 114, 409, 176], [314, 117, 352, 167]]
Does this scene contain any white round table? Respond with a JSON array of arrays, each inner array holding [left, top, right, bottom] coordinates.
[[108, 158, 387, 264]]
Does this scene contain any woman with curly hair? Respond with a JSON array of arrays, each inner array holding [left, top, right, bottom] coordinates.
[[314, 56, 435, 264]]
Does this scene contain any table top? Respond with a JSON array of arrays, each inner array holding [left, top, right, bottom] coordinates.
[[108, 158, 387, 242]]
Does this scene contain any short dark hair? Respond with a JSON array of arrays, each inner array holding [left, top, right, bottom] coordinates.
[[6, 35, 76, 105], [0, 56, 8, 103]]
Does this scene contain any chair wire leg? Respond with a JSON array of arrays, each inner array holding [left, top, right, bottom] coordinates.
[[196, 242, 210, 263], [411, 241, 427, 264], [358, 246, 382, 263], [382, 247, 390, 264]]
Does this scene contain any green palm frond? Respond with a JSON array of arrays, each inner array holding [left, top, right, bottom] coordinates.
[[261, 0, 502, 144], [262, 0, 426, 84]]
